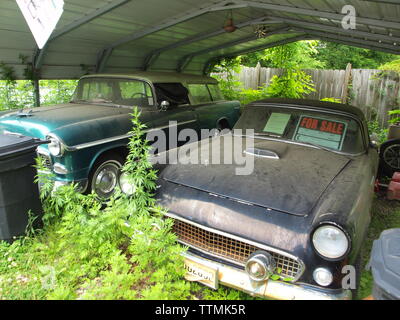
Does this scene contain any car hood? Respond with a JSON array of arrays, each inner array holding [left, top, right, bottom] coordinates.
[[0, 103, 131, 139], [158, 136, 352, 217]]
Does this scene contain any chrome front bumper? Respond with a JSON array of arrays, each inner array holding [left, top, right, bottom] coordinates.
[[183, 252, 352, 300]]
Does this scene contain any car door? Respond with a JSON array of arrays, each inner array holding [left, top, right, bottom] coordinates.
[[146, 82, 199, 153], [187, 83, 240, 131]]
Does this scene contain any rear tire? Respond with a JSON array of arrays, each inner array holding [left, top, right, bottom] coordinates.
[[379, 139, 400, 178], [87, 153, 124, 200]]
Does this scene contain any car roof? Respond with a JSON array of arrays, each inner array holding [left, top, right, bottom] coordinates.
[[247, 98, 366, 122], [80, 71, 218, 84]]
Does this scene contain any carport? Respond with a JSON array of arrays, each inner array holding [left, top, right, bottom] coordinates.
[[1, 0, 399, 84]]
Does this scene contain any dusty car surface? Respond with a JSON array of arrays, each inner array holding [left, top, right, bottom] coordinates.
[[0, 72, 240, 198], [155, 98, 379, 300]]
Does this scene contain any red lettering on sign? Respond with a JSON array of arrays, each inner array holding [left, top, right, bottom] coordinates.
[[300, 117, 319, 130], [301, 117, 345, 135]]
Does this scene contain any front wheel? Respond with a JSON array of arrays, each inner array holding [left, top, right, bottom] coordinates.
[[88, 153, 124, 200]]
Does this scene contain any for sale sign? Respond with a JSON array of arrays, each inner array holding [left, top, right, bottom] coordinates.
[[16, 0, 64, 49], [295, 116, 348, 151]]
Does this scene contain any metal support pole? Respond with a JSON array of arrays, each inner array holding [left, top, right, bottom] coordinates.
[[33, 78, 40, 107]]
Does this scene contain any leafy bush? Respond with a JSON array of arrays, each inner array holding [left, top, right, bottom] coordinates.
[[368, 120, 388, 144], [379, 59, 400, 73], [321, 97, 342, 103], [266, 71, 315, 99], [0, 108, 191, 300]]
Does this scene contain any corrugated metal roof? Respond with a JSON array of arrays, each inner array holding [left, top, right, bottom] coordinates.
[[1, 0, 399, 79]]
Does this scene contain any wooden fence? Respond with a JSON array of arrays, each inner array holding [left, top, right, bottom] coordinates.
[[214, 64, 400, 127]]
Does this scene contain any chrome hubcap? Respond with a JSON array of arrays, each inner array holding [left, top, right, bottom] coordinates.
[[92, 161, 121, 199]]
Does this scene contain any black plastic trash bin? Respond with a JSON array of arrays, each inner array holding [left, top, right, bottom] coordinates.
[[0, 133, 45, 242], [368, 228, 400, 300]]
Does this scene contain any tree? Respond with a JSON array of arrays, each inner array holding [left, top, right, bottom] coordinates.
[[263, 41, 317, 98], [240, 40, 324, 69], [315, 42, 397, 70]]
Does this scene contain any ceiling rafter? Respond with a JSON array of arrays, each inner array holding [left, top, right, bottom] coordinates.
[[34, 0, 131, 70], [96, 0, 400, 73], [176, 26, 291, 72], [313, 35, 399, 55], [96, 0, 244, 71], [142, 15, 280, 71], [235, 0, 400, 30], [297, 29, 400, 54], [261, 16, 400, 44]]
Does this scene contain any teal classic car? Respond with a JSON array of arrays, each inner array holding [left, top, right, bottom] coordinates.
[[0, 72, 240, 198]]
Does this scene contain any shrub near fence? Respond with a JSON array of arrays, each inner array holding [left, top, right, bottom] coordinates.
[[213, 64, 400, 127]]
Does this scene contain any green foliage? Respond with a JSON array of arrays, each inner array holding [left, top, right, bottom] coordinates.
[[368, 120, 388, 144], [0, 59, 77, 111], [39, 80, 78, 106], [321, 97, 342, 103], [0, 108, 192, 300], [212, 57, 243, 101], [379, 59, 400, 73], [241, 40, 324, 69], [266, 70, 315, 99], [315, 42, 397, 70], [262, 42, 316, 99], [212, 41, 318, 104], [388, 109, 400, 125]]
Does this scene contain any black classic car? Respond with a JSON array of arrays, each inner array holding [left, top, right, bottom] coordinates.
[[154, 98, 379, 300]]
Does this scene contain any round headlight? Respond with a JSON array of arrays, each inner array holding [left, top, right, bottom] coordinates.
[[312, 224, 349, 259], [48, 136, 63, 157], [119, 172, 136, 195]]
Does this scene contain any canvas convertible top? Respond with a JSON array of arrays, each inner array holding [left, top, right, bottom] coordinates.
[[247, 98, 366, 122]]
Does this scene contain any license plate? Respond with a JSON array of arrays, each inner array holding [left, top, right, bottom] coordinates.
[[184, 257, 219, 290]]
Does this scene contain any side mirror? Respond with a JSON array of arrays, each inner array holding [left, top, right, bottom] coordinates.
[[159, 100, 170, 111]]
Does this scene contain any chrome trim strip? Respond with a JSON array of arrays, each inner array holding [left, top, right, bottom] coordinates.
[[53, 163, 69, 175], [165, 212, 305, 282], [182, 251, 351, 300], [2, 130, 24, 137], [64, 119, 198, 151], [244, 147, 280, 159], [234, 133, 366, 157], [68, 133, 132, 151]]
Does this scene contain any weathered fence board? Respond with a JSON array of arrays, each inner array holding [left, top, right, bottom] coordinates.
[[214, 66, 400, 126]]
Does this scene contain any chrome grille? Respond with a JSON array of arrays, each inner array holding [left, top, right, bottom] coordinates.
[[172, 218, 303, 280]]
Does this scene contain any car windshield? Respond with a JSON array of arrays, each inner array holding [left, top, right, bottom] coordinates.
[[71, 77, 155, 107], [234, 105, 365, 154]]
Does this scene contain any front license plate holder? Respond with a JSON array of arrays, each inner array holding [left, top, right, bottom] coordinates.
[[184, 255, 219, 290]]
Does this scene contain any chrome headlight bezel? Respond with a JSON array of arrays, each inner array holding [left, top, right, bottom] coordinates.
[[47, 134, 64, 157], [118, 172, 136, 196], [311, 223, 351, 261]]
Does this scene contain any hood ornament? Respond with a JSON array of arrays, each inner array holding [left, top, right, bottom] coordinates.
[[17, 109, 33, 117], [244, 147, 280, 159]]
